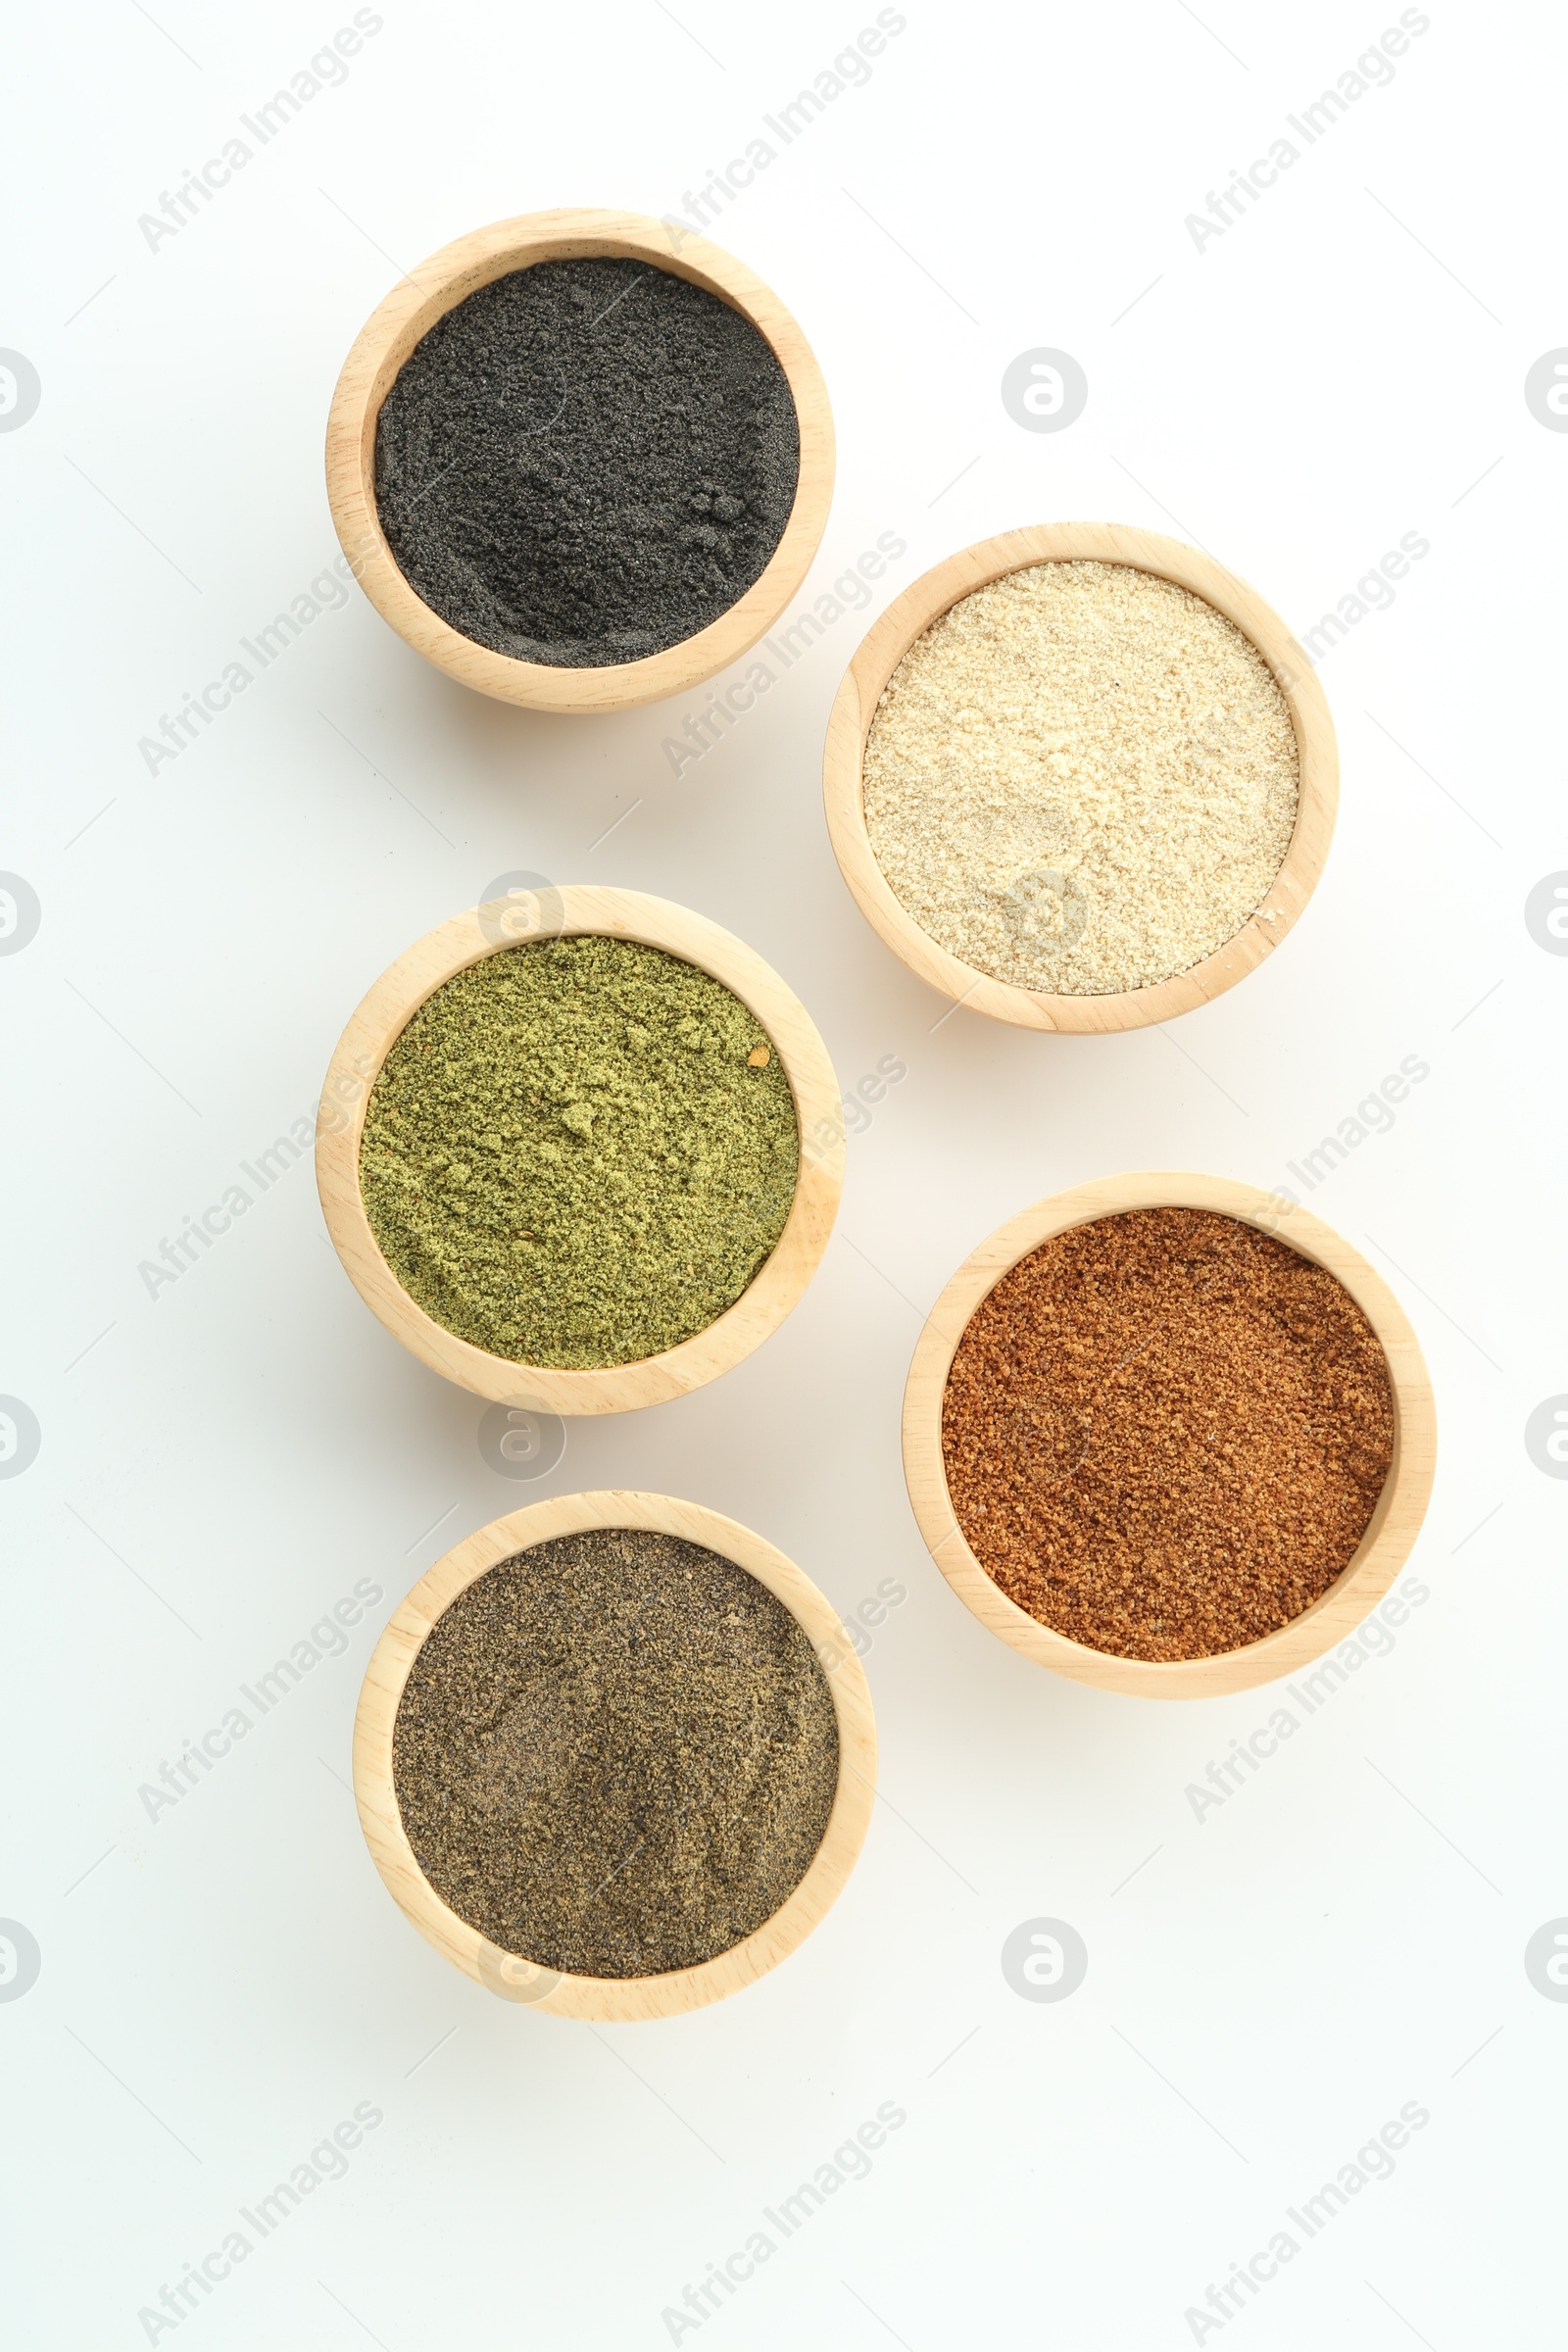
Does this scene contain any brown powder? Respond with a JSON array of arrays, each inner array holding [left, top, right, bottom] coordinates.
[[393, 1528, 840, 1978], [941, 1208, 1395, 1662]]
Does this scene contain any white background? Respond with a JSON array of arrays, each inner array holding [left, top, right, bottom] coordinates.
[[4, 2, 1562, 2344]]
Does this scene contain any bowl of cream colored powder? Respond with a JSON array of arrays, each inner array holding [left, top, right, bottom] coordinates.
[[823, 522, 1338, 1033]]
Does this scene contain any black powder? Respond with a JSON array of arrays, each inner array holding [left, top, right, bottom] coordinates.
[[392, 1528, 841, 1979], [373, 259, 801, 666]]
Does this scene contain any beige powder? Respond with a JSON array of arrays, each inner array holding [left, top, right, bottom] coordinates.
[[860, 560, 1299, 996]]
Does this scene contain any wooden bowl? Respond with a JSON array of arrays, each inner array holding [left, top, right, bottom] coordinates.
[[822, 522, 1337, 1034], [353, 1491, 877, 2022], [324, 207, 835, 712], [315, 886, 844, 1414], [902, 1172, 1436, 1699]]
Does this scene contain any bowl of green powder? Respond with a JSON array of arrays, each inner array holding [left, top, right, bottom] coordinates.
[[824, 521, 1338, 1033], [325, 207, 834, 713], [353, 1492, 877, 2021], [316, 887, 844, 1414]]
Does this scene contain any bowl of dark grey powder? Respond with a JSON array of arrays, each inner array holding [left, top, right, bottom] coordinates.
[[316, 886, 844, 1415], [325, 208, 833, 711], [824, 522, 1338, 1033], [903, 1174, 1435, 1698], [353, 1493, 876, 2020]]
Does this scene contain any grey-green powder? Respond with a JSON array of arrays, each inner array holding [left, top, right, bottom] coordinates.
[[359, 935, 799, 1367], [392, 1528, 841, 1978]]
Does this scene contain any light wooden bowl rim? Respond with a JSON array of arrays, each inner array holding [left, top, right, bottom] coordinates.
[[324, 206, 835, 713], [902, 1172, 1436, 1699], [353, 1490, 878, 2022], [315, 887, 844, 1415], [822, 521, 1339, 1034]]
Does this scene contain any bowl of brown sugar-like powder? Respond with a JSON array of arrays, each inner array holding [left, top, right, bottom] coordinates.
[[903, 1174, 1435, 1698], [823, 523, 1338, 1033], [353, 1491, 876, 2019]]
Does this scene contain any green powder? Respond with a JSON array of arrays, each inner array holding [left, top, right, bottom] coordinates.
[[359, 936, 799, 1367]]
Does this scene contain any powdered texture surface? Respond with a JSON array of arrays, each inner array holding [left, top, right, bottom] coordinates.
[[375, 259, 800, 665], [359, 937, 798, 1368], [862, 561, 1299, 994], [393, 1528, 840, 1977], [942, 1208, 1395, 1662]]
